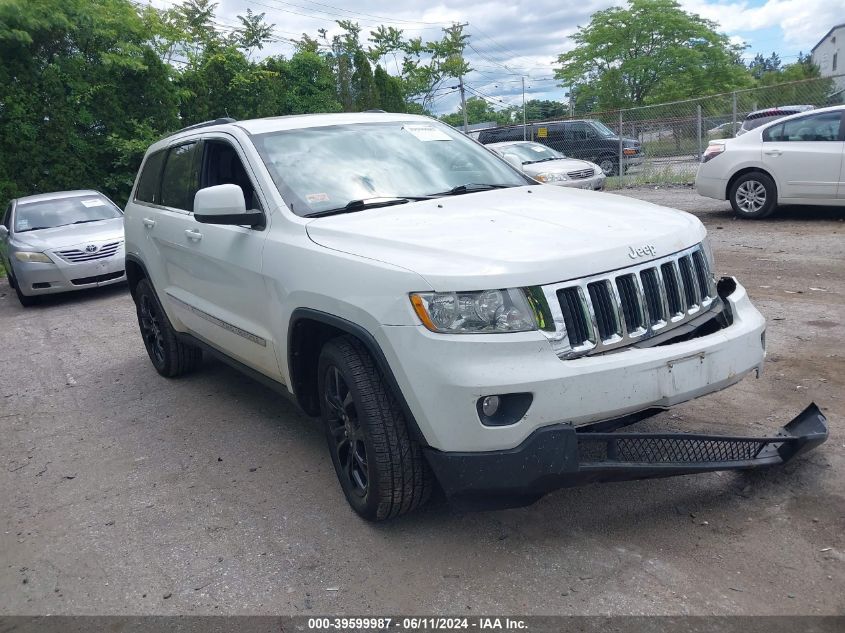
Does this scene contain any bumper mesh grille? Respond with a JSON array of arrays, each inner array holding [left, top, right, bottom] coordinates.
[[583, 435, 769, 464]]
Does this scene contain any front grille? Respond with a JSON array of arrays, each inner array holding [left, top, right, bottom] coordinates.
[[543, 244, 716, 358], [56, 240, 122, 263], [567, 168, 595, 180], [70, 270, 125, 286]]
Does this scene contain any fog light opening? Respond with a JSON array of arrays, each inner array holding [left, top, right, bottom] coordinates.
[[481, 395, 501, 417]]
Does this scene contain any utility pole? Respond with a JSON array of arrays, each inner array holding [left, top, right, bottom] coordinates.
[[444, 22, 470, 134], [459, 75, 468, 133], [522, 76, 526, 140]]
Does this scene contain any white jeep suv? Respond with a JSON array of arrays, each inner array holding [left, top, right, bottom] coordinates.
[[124, 113, 827, 520]]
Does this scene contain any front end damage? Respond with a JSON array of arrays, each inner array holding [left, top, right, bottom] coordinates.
[[425, 403, 828, 509]]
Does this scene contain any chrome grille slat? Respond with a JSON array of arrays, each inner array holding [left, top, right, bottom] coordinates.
[[566, 168, 595, 180], [544, 243, 717, 359], [55, 241, 122, 263]]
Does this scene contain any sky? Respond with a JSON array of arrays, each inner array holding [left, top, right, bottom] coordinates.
[[145, 0, 845, 114]]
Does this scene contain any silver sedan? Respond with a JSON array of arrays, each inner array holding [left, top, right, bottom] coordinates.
[[488, 141, 606, 190], [0, 190, 126, 306]]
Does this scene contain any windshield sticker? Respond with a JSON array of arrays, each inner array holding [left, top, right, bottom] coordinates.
[[402, 125, 452, 142], [531, 145, 546, 152], [81, 199, 106, 208], [306, 193, 330, 204], [18, 219, 30, 230]]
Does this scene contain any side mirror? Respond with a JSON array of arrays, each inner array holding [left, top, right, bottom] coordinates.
[[194, 184, 263, 227], [502, 153, 524, 171], [0, 225, 8, 238]]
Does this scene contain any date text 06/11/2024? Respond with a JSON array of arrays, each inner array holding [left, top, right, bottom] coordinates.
[[306, 617, 529, 630]]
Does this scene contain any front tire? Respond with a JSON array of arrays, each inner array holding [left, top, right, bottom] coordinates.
[[598, 156, 618, 176], [134, 278, 201, 377], [729, 172, 777, 219], [8, 268, 38, 307], [318, 336, 432, 521]]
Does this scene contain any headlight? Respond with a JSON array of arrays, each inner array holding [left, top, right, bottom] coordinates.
[[14, 251, 52, 263], [410, 289, 538, 333], [534, 172, 568, 183]]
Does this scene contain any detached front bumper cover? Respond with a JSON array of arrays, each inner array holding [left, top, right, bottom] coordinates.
[[425, 403, 828, 508]]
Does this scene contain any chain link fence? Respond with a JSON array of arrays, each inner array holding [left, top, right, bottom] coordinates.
[[479, 74, 845, 189]]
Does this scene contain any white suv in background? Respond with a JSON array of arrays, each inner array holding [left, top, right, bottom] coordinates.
[[696, 105, 845, 218], [123, 113, 827, 520]]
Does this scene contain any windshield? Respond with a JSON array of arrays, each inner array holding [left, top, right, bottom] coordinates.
[[590, 121, 616, 137], [252, 120, 528, 216], [497, 142, 564, 163], [14, 194, 122, 233]]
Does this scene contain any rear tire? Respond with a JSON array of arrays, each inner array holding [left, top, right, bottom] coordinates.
[[134, 278, 201, 377], [318, 335, 432, 521], [729, 172, 777, 219]]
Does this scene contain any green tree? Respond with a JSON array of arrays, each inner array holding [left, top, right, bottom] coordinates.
[[351, 49, 377, 110], [0, 0, 180, 206], [373, 65, 405, 112], [555, 0, 750, 111], [236, 8, 274, 60]]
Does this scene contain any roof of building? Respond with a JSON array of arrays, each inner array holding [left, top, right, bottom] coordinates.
[[811, 23, 845, 53]]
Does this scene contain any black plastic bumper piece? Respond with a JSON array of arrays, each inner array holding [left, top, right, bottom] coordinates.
[[424, 403, 828, 509]]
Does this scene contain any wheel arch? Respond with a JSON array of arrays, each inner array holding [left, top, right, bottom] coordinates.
[[726, 166, 778, 201], [125, 254, 149, 299], [287, 308, 428, 446]]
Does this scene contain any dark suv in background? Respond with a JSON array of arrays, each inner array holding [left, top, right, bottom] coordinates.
[[478, 119, 642, 175]]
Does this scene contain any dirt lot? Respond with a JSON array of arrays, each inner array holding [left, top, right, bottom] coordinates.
[[1, 187, 843, 616]]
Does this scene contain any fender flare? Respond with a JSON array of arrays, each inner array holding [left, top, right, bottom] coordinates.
[[288, 308, 429, 446]]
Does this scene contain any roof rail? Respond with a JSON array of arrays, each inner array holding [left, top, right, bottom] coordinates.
[[175, 117, 237, 134]]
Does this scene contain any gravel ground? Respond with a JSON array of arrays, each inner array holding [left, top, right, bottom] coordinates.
[[1, 187, 843, 616]]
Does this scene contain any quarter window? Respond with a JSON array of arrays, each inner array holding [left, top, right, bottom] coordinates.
[[765, 112, 842, 142], [160, 142, 200, 211], [134, 150, 166, 204]]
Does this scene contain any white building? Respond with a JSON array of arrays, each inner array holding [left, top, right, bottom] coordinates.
[[811, 24, 845, 98]]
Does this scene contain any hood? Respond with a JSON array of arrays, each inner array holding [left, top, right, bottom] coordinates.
[[306, 186, 706, 290], [522, 158, 598, 176], [13, 218, 124, 251]]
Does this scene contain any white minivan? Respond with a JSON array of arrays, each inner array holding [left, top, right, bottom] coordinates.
[[695, 105, 845, 218]]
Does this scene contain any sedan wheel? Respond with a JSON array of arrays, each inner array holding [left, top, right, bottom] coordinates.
[[729, 172, 777, 219]]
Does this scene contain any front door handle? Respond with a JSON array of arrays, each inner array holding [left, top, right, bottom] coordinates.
[[185, 229, 203, 242], [142, 218, 156, 228], [764, 149, 782, 157]]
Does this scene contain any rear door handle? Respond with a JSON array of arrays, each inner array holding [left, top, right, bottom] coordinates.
[[185, 229, 203, 242], [764, 150, 782, 156], [142, 218, 156, 228]]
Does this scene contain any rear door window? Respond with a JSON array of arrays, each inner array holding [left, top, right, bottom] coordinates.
[[160, 142, 201, 212], [134, 150, 166, 204]]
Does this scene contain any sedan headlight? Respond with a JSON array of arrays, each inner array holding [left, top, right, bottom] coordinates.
[[14, 251, 52, 263], [534, 172, 568, 183], [410, 289, 538, 333]]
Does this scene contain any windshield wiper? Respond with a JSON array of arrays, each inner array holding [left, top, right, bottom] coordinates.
[[17, 226, 52, 232], [434, 183, 515, 196], [305, 196, 432, 218], [523, 157, 560, 164], [71, 219, 108, 225]]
